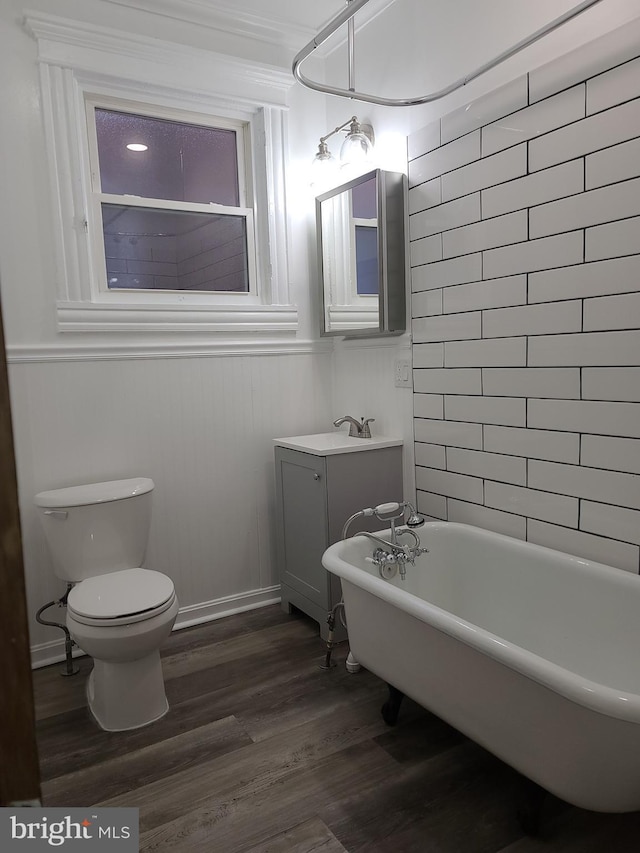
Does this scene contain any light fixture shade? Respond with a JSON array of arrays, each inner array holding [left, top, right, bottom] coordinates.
[[339, 129, 373, 165], [339, 117, 374, 169], [310, 117, 375, 189]]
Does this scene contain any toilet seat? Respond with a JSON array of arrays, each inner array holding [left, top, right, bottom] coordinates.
[[68, 568, 176, 626]]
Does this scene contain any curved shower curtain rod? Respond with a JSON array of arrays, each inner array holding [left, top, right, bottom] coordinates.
[[293, 0, 605, 107]]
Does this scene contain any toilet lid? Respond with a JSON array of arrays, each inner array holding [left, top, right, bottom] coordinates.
[[67, 568, 175, 619]]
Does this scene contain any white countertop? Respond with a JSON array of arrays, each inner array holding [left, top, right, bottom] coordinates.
[[273, 432, 403, 456]]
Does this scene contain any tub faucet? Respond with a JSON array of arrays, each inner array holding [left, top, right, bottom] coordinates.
[[333, 415, 375, 438], [341, 502, 428, 581], [357, 531, 427, 580]]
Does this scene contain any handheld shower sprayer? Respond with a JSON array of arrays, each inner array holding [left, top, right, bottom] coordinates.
[[341, 501, 425, 540]]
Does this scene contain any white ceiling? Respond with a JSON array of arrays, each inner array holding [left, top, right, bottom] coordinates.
[[205, 0, 581, 38], [101, 0, 629, 96], [194, 0, 608, 72]]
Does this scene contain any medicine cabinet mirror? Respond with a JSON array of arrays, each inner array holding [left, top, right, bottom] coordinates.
[[316, 169, 406, 337]]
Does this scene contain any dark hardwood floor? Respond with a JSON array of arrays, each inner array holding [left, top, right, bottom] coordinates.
[[32, 604, 640, 852]]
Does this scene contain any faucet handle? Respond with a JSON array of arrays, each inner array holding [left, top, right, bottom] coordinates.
[[360, 417, 375, 439]]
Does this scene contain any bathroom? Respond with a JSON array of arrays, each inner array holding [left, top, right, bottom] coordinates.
[[2, 0, 640, 848]]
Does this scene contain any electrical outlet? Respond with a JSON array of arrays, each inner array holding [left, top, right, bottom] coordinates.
[[394, 358, 412, 388]]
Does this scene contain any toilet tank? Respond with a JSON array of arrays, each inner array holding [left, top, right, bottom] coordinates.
[[34, 478, 154, 583]]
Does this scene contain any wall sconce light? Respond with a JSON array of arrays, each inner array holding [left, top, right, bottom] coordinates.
[[310, 115, 375, 191]]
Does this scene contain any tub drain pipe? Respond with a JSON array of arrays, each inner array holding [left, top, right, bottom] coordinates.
[[35, 584, 79, 677], [319, 600, 346, 670]]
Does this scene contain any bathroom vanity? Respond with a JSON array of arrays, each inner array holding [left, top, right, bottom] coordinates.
[[273, 432, 403, 640]]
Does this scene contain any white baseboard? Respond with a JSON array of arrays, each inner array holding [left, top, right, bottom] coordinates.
[[172, 586, 281, 631], [30, 585, 281, 669]]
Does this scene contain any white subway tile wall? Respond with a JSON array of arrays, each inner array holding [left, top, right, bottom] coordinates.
[[586, 137, 640, 190], [408, 33, 640, 573], [442, 275, 527, 313], [481, 160, 584, 219], [414, 442, 446, 470], [442, 144, 528, 203], [447, 498, 527, 540], [413, 393, 444, 420], [442, 77, 528, 145], [408, 177, 442, 214], [410, 194, 480, 241], [481, 86, 585, 156], [412, 288, 443, 317], [528, 17, 640, 104]]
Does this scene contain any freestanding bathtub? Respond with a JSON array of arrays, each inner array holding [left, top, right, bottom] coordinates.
[[322, 521, 640, 813]]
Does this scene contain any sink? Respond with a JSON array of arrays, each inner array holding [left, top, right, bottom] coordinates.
[[273, 432, 402, 456]]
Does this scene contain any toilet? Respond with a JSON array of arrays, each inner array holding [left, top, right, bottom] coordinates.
[[34, 477, 178, 732]]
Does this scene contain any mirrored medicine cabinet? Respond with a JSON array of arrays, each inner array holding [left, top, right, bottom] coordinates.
[[316, 168, 407, 337]]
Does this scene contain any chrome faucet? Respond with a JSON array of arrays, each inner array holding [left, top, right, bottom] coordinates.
[[341, 501, 428, 580], [354, 530, 428, 580], [333, 415, 375, 438]]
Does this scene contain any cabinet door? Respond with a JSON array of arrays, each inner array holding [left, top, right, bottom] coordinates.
[[278, 451, 330, 608], [326, 446, 403, 543]]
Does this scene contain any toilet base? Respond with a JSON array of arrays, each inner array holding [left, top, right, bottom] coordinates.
[[86, 651, 169, 731]]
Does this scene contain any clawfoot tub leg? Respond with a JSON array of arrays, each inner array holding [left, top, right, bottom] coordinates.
[[381, 684, 405, 726], [516, 777, 547, 837]]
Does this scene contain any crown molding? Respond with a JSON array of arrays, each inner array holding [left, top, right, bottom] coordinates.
[[99, 0, 317, 52], [24, 10, 294, 107]]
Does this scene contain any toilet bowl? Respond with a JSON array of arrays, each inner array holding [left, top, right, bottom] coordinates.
[[34, 478, 178, 731]]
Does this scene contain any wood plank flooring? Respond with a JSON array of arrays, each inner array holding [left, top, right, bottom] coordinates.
[[32, 604, 640, 852]]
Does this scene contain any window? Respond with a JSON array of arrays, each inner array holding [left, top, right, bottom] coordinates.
[[88, 104, 256, 295], [27, 12, 296, 340], [351, 178, 379, 298]]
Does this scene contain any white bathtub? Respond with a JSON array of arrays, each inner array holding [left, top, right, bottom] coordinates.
[[322, 521, 640, 813]]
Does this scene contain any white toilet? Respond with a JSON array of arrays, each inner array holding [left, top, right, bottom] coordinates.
[[34, 477, 178, 732]]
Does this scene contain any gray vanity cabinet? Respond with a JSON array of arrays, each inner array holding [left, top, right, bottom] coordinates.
[[274, 437, 403, 640]]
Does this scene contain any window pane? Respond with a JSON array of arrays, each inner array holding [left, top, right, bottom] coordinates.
[[355, 225, 379, 296], [351, 176, 377, 219], [95, 109, 240, 206], [102, 204, 249, 292]]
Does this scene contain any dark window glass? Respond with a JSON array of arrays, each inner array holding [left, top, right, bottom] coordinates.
[[351, 176, 377, 219], [102, 204, 249, 292], [95, 109, 240, 206], [355, 225, 378, 296]]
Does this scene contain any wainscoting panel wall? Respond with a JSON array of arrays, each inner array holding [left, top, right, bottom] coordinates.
[[408, 24, 640, 573], [10, 351, 334, 664]]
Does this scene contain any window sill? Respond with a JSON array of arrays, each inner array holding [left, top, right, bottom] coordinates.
[[56, 300, 298, 333]]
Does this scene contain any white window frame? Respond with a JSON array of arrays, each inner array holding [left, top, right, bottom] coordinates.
[[84, 96, 259, 304], [321, 191, 379, 332], [26, 12, 296, 337]]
